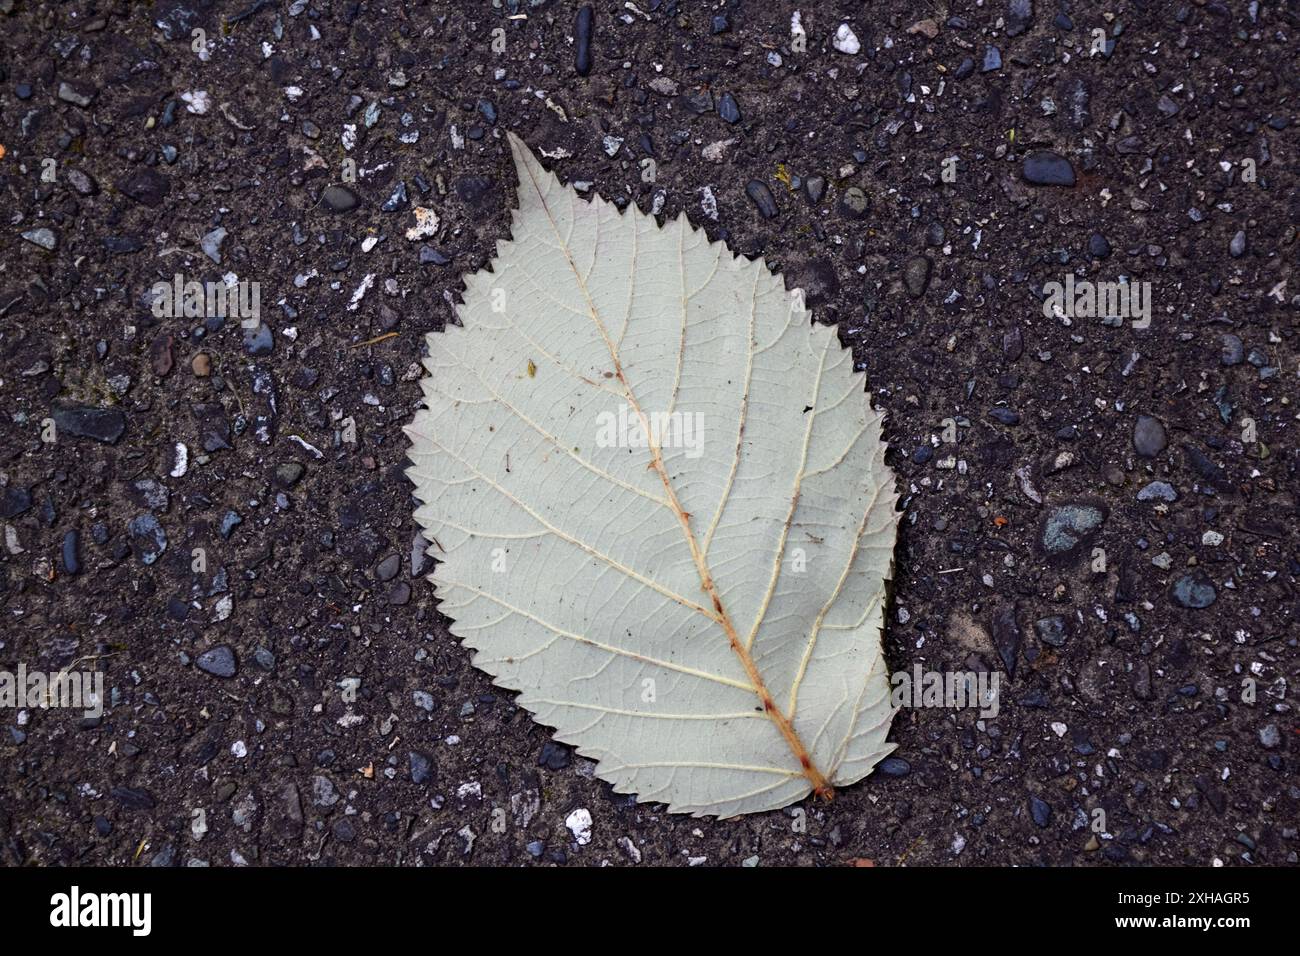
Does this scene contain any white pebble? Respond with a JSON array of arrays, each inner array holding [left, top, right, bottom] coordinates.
[[347, 274, 375, 311], [699, 185, 718, 221], [181, 90, 211, 115], [169, 442, 189, 478], [566, 808, 593, 845], [833, 23, 861, 54], [405, 206, 440, 241], [618, 836, 642, 863]]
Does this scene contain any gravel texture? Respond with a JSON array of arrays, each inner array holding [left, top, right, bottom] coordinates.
[[0, 1, 1296, 867]]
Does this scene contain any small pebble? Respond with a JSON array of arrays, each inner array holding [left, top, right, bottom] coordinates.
[[745, 180, 778, 219], [1171, 573, 1217, 609], [320, 185, 361, 213], [1137, 480, 1177, 502], [1132, 414, 1167, 458], [574, 6, 594, 76], [1022, 151, 1075, 187], [196, 646, 238, 678], [833, 24, 861, 55], [1029, 795, 1052, 828]]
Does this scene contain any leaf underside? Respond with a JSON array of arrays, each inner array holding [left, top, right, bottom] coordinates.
[[406, 133, 900, 818]]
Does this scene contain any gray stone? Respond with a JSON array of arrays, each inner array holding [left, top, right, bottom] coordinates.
[[311, 774, 340, 808], [409, 750, 434, 784], [243, 321, 274, 356], [1132, 661, 1153, 700], [320, 184, 361, 213], [21, 227, 58, 251], [839, 186, 869, 219], [65, 169, 99, 196], [411, 532, 431, 577], [375, 553, 401, 582], [201, 227, 227, 264], [1006, 0, 1033, 37], [718, 92, 741, 124], [1033, 615, 1070, 647], [1133, 414, 1167, 457], [196, 645, 237, 678], [1220, 334, 1245, 366], [1171, 573, 1216, 609], [1041, 503, 1105, 556], [1137, 480, 1178, 502], [57, 81, 95, 107], [902, 255, 932, 298], [127, 514, 167, 564], [275, 462, 305, 487]]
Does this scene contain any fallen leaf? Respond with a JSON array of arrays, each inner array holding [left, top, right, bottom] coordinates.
[[407, 133, 900, 817]]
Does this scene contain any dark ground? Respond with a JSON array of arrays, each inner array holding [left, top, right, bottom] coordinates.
[[1, 0, 1297, 867]]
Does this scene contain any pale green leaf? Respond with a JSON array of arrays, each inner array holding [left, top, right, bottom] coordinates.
[[406, 133, 900, 817]]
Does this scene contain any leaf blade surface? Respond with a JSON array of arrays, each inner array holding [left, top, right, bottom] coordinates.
[[407, 133, 899, 817]]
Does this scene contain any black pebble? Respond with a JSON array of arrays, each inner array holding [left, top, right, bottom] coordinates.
[[718, 92, 741, 124], [1087, 233, 1111, 258], [52, 403, 126, 444], [1029, 795, 1052, 827], [745, 180, 778, 219], [574, 6, 594, 77], [538, 740, 572, 770], [1022, 151, 1076, 187], [0, 486, 31, 518], [61, 529, 80, 575]]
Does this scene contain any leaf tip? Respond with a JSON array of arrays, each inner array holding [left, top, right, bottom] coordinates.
[[505, 130, 538, 181]]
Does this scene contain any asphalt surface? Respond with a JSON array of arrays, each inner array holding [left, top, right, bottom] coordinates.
[[0, 1, 1296, 866]]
